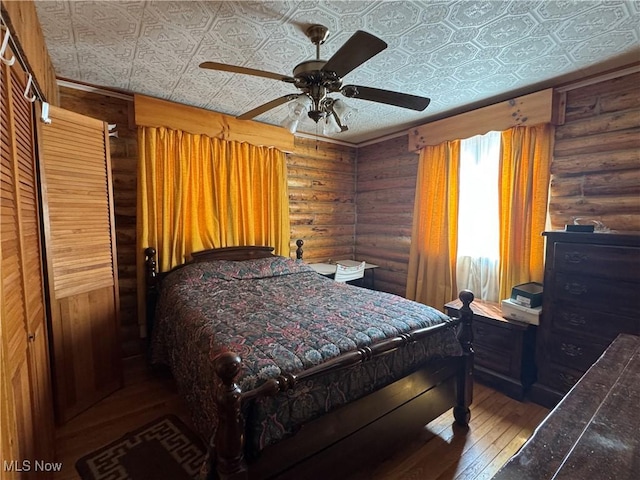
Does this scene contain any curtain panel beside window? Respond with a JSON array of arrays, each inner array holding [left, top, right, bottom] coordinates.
[[406, 140, 461, 310]]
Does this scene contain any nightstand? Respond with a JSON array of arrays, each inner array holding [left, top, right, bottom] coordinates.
[[445, 298, 537, 400]]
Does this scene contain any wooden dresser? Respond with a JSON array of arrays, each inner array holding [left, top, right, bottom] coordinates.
[[530, 231, 640, 408]]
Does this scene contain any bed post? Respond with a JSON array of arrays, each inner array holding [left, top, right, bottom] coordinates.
[[296, 239, 304, 259], [211, 351, 248, 480], [454, 289, 474, 426], [144, 247, 158, 339]]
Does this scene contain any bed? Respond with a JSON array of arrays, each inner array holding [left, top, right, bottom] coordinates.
[[145, 242, 474, 479]]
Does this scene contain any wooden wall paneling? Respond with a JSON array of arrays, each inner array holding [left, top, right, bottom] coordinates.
[[1, 53, 55, 477], [0, 0, 59, 104], [288, 136, 357, 263], [356, 135, 419, 296], [37, 105, 122, 423], [58, 87, 141, 357], [549, 71, 640, 232]]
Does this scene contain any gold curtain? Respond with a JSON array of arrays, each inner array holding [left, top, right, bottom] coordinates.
[[406, 140, 461, 310], [138, 126, 290, 273], [498, 124, 552, 301]]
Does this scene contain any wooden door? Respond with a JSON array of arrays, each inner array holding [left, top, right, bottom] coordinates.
[[37, 106, 122, 423], [1, 52, 55, 477]]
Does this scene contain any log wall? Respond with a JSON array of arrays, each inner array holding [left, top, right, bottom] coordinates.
[[355, 135, 419, 296], [289, 137, 357, 263], [550, 71, 640, 232]]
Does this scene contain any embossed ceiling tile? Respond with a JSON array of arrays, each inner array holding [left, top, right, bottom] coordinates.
[[536, 0, 600, 20], [450, 27, 480, 44], [515, 54, 574, 79], [506, 0, 544, 15], [569, 31, 639, 62], [71, 0, 143, 41], [414, 1, 451, 25], [448, 0, 509, 28], [195, 33, 248, 64], [401, 23, 454, 53], [145, 1, 217, 31], [321, 1, 375, 16], [209, 17, 268, 52], [364, 48, 410, 74], [476, 14, 537, 47], [366, 2, 422, 36], [453, 59, 500, 81], [138, 10, 201, 56], [127, 67, 179, 97], [473, 72, 521, 92], [134, 38, 190, 75], [554, 4, 630, 41], [234, 0, 297, 24], [334, 14, 367, 31], [430, 43, 480, 68], [497, 37, 557, 64], [252, 39, 308, 69], [394, 64, 437, 84]]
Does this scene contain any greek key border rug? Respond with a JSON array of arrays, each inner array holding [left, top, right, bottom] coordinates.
[[75, 414, 206, 480]]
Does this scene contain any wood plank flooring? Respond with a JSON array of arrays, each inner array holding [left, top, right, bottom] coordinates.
[[53, 356, 548, 480]]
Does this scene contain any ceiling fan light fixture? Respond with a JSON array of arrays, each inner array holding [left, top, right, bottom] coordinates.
[[332, 99, 357, 125], [323, 112, 342, 135], [282, 95, 312, 133]]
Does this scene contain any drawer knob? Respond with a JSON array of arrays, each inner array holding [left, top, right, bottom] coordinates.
[[559, 372, 578, 388], [560, 342, 583, 357], [564, 252, 589, 264], [562, 312, 586, 326], [564, 282, 587, 296]]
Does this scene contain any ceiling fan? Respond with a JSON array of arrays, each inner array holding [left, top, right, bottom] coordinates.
[[199, 24, 431, 133]]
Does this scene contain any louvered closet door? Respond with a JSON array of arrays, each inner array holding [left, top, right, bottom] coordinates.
[[1, 56, 55, 475], [38, 106, 122, 423]]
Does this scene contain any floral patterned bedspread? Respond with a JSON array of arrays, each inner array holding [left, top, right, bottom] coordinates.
[[151, 256, 462, 456]]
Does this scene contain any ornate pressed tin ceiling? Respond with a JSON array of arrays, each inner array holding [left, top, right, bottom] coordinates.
[[33, 1, 640, 143]]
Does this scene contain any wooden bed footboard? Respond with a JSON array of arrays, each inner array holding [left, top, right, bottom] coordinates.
[[211, 290, 474, 480]]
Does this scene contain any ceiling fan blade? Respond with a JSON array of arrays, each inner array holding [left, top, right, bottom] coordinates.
[[341, 85, 431, 111], [237, 94, 302, 120], [322, 31, 387, 78], [199, 62, 295, 83]]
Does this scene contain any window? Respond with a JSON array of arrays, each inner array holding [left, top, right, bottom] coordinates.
[[456, 131, 501, 301]]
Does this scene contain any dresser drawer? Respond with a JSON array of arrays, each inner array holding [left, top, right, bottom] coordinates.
[[554, 273, 640, 315], [472, 319, 515, 351], [553, 242, 640, 281], [548, 333, 610, 372], [537, 361, 584, 395], [551, 303, 640, 339], [474, 345, 512, 376]]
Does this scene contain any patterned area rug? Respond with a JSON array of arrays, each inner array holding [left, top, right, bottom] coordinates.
[[76, 414, 206, 480]]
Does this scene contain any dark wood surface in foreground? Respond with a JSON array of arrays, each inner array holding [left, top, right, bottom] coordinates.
[[494, 333, 640, 480], [53, 356, 548, 480]]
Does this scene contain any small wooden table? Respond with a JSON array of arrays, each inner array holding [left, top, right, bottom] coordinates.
[[493, 333, 640, 479], [445, 298, 536, 400]]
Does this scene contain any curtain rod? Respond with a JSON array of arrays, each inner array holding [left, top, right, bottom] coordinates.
[[1, 13, 45, 103]]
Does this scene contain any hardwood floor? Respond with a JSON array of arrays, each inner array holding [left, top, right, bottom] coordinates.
[[53, 356, 548, 480]]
